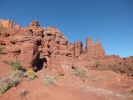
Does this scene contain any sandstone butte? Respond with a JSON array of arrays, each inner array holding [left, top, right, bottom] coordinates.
[[0, 19, 133, 100]]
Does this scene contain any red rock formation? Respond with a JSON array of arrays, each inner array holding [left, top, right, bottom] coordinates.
[[85, 37, 105, 58], [0, 19, 20, 28], [28, 20, 40, 29], [74, 40, 84, 57], [0, 19, 132, 75], [85, 37, 94, 53], [94, 39, 105, 57], [28, 20, 43, 37], [19, 40, 41, 69]]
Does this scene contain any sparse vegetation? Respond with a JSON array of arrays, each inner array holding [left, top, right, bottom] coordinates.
[[43, 75, 57, 86], [94, 62, 132, 74], [11, 60, 22, 70], [72, 66, 87, 78], [0, 47, 3, 54], [19, 89, 28, 98], [0, 70, 24, 94], [25, 70, 37, 80]]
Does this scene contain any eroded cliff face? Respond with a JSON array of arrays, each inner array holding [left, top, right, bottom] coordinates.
[[0, 19, 132, 75], [0, 19, 20, 28], [85, 38, 105, 57]]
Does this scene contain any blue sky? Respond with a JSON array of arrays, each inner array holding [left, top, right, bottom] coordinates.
[[0, 0, 133, 57]]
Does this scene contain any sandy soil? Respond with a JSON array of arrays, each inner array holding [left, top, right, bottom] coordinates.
[[0, 67, 133, 100]]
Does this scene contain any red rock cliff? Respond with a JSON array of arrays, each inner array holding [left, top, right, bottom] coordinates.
[[0, 19, 107, 70], [0, 19, 21, 28], [86, 37, 105, 57]]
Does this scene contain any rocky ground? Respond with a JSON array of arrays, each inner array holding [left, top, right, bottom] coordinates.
[[0, 54, 133, 100]]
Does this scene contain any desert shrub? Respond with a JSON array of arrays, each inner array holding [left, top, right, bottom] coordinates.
[[0, 47, 3, 54], [72, 66, 87, 78], [19, 89, 28, 98], [109, 64, 131, 73], [0, 70, 24, 94], [11, 61, 22, 70], [43, 75, 57, 86], [11, 70, 24, 80], [25, 70, 37, 80]]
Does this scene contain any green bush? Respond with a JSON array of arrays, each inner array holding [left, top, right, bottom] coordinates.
[[43, 75, 57, 86], [72, 66, 87, 78], [25, 70, 37, 80], [0, 70, 24, 94], [11, 61, 22, 70]]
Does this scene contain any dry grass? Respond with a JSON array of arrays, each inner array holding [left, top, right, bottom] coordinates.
[[0, 70, 24, 94], [11, 60, 22, 70], [43, 75, 57, 86], [72, 66, 87, 79], [25, 70, 37, 80]]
